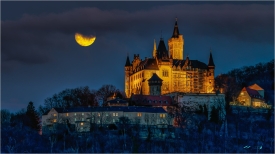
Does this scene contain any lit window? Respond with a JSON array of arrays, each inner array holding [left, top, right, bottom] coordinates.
[[137, 113, 142, 117], [241, 92, 244, 95], [98, 113, 100, 116], [106, 113, 108, 116], [160, 114, 166, 118], [116, 113, 118, 116], [162, 70, 169, 77], [98, 120, 100, 123], [113, 113, 115, 116], [53, 114, 57, 117], [87, 119, 90, 121], [66, 113, 69, 116], [82, 113, 84, 116], [53, 119, 57, 122], [81, 122, 84, 126], [74, 113, 76, 116]]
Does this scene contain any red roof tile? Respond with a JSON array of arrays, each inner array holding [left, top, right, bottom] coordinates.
[[131, 94, 173, 106]]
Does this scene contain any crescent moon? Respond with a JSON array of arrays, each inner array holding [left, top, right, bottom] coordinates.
[[75, 33, 96, 47]]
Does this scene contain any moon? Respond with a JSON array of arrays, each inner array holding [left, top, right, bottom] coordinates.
[[75, 33, 96, 47]]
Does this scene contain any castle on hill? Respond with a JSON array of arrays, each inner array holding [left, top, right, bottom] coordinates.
[[124, 18, 215, 98]]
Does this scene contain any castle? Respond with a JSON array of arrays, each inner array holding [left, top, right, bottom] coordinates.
[[124, 19, 215, 98]]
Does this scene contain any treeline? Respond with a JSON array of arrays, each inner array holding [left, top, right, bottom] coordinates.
[[215, 59, 274, 110], [38, 84, 125, 116]]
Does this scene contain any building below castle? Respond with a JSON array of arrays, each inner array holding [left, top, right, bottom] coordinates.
[[125, 18, 215, 98]]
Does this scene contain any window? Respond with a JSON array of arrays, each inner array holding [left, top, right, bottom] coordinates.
[[75, 118, 77, 121], [116, 113, 118, 116], [82, 113, 84, 116], [81, 122, 84, 126], [113, 119, 115, 122], [82, 118, 84, 121], [241, 92, 244, 95], [53, 114, 57, 117], [74, 113, 76, 116], [106, 113, 108, 116], [66, 113, 69, 116], [113, 113, 118, 116], [98, 113, 100, 116], [162, 70, 169, 77], [53, 119, 57, 122], [98, 120, 100, 123], [137, 113, 142, 117], [160, 114, 166, 118], [125, 114, 128, 117], [87, 119, 90, 121]]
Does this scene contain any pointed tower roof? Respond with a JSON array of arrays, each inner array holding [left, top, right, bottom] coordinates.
[[125, 54, 131, 66], [171, 18, 180, 38], [157, 38, 168, 59], [148, 73, 163, 82], [208, 50, 215, 67]]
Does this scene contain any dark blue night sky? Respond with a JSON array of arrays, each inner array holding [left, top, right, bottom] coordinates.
[[1, 1, 274, 112]]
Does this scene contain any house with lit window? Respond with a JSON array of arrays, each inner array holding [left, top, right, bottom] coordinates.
[[41, 106, 172, 133], [231, 83, 271, 109]]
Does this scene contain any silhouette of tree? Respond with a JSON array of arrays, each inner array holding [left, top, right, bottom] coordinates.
[[26, 101, 40, 131]]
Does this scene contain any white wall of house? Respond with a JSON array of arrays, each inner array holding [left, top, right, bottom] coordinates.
[[176, 93, 226, 120]]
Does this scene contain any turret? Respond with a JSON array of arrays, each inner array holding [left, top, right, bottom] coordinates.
[[207, 50, 215, 93], [125, 54, 132, 97], [148, 73, 163, 95]]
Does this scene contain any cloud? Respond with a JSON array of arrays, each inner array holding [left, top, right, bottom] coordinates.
[[1, 3, 273, 70]]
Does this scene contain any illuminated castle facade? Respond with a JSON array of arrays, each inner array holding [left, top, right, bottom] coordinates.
[[124, 19, 215, 98]]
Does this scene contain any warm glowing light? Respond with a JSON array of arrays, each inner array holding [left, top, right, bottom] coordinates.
[[75, 33, 96, 47]]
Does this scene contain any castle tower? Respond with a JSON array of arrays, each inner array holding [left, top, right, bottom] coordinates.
[[148, 73, 163, 95], [157, 38, 169, 59], [168, 18, 184, 60], [207, 50, 215, 93], [125, 54, 132, 97]]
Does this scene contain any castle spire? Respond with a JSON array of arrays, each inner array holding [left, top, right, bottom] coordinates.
[[153, 39, 157, 58], [208, 49, 215, 67], [172, 17, 180, 38], [125, 54, 131, 66]]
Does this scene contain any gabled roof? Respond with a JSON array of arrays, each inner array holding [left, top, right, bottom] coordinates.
[[249, 83, 263, 91], [131, 94, 173, 107], [172, 59, 208, 69], [137, 58, 159, 70], [242, 87, 265, 100]]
